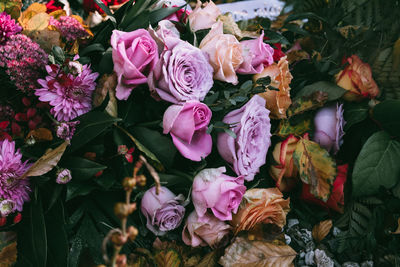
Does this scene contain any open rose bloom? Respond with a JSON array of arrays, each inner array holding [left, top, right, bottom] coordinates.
[[231, 188, 290, 234], [336, 55, 380, 101], [188, 0, 220, 32]]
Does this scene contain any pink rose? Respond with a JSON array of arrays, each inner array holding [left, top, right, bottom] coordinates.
[[237, 32, 274, 74], [141, 186, 185, 236], [200, 21, 243, 84], [192, 167, 246, 221], [182, 211, 231, 248], [163, 100, 212, 161], [188, 0, 221, 32], [111, 29, 158, 100]]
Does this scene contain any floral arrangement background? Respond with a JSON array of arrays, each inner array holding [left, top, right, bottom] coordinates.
[[0, 0, 400, 266]]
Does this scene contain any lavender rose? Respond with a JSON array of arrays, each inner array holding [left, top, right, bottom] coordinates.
[[182, 211, 231, 248], [163, 100, 212, 161], [141, 186, 185, 236], [192, 167, 246, 221], [313, 103, 345, 154], [111, 29, 158, 100], [217, 95, 272, 181], [237, 32, 274, 74], [148, 37, 213, 103]]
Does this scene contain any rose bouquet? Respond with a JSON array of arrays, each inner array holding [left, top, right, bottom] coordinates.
[[1, 0, 400, 266]]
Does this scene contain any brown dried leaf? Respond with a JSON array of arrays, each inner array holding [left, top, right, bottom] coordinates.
[[154, 249, 181, 267], [0, 242, 17, 267], [219, 237, 296, 267], [29, 28, 60, 53], [93, 73, 118, 107], [19, 3, 47, 28], [393, 38, 400, 71], [25, 128, 53, 142], [19, 141, 69, 179], [196, 250, 219, 267], [390, 218, 400, 234], [312, 220, 333, 243], [24, 12, 50, 32]]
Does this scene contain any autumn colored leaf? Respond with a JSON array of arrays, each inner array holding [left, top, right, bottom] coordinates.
[[154, 249, 182, 267], [0, 0, 22, 19], [19, 3, 47, 27], [219, 237, 296, 267], [277, 119, 311, 138], [25, 128, 53, 142], [287, 91, 327, 117], [293, 138, 336, 201], [312, 220, 333, 242], [196, 250, 219, 267], [390, 218, 400, 234], [19, 141, 69, 179], [0, 242, 17, 267]]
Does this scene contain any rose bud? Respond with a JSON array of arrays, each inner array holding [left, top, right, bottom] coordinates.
[[182, 211, 231, 248], [140, 186, 185, 236], [237, 32, 274, 75], [200, 21, 243, 85], [301, 164, 348, 213], [313, 103, 345, 154], [148, 37, 213, 104], [255, 56, 293, 119], [231, 188, 290, 234], [188, 0, 221, 32], [217, 95, 271, 181], [336, 55, 380, 101], [192, 167, 246, 221], [111, 29, 158, 100], [163, 100, 212, 161], [270, 135, 300, 192]]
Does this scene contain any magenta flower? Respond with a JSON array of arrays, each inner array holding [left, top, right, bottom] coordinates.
[[217, 95, 272, 181], [141, 186, 185, 236], [0, 139, 31, 214], [35, 62, 99, 122], [56, 121, 79, 140], [163, 100, 212, 161], [56, 169, 72, 184], [313, 103, 345, 154], [0, 12, 22, 44], [49, 16, 89, 42]]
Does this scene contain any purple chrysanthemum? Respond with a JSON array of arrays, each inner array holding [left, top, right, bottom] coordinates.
[[0, 12, 22, 44], [0, 34, 47, 91], [49, 16, 89, 42], [35, 62, 99, 121], [0, 139, 31, 215]]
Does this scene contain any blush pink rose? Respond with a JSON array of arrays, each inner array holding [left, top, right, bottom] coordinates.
[[111, 29, 158, 100], [192, 167, 246, 221], [182, 211, 231, 248], [237, 32, 274, 74], [188, 0, 221, 32], [163, 100, 212, 161]]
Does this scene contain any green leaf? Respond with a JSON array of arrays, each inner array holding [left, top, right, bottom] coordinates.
[[66, 182, 97, 201], [30, 195, 47, 267], [344, 101, 369, 131], [94, 0, 113, 16], [98, 48, 114, 74], [62, 157, 107, 180], [282, 23, 310, 36], [69, 111, 121, 152], [284, 12, 327, 23], [46, 200, 68, 267], [79, 43, 105, 57], [294, 81, 347, 101], [94, 170, 116, 189], [352, 131, 400, 197], [149, 6, 183, 24], [372, 100, 400, 137]]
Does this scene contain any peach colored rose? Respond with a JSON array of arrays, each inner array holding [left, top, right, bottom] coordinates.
[[336, 55, 379, 101], [200, 21, 243, 85], [230, 188, 290, 234], [270, 135, 299, 192], [188, 0, 221, 32], [254, 56, 293, 119]]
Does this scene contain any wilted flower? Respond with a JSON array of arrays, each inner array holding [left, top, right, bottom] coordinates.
[[192, 167, 246, 221], [0, 200, 16, 217], [200, 21, 243, 85], [188, 0, 220, 32], [336, 55, 379, 100], [301, 164, 348, 213], [217, 95, 271, 181], [270, 135, 300, 192], [313, 103, 345, 154], [0, 12, 22, 44], [141, 186, 185, 236], [56, 121, 79, 141], [0, 139, 31, 213], [231, 188, 290, 234], [163, 100, 212, 161], [56, 169, 72, 184], [182, 211, 231, 248], [255, 56, 293, 119], [35, 63, 99, 122], [148, 37, 213, 104]]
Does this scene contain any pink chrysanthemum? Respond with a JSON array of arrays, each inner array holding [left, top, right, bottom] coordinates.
[[0, 34, 47, 91], [0, 139, 31, 215], [0, 12, 22, 44], [49, 16, 89, 42], [35, 62, 99, 121]]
